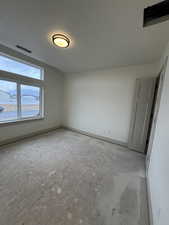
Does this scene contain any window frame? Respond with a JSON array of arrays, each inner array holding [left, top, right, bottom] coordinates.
[[0, 54, 44, 125]]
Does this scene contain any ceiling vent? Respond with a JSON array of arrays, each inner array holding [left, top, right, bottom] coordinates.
[[144, 0, 169, 27], [16, 45, 32, 53]]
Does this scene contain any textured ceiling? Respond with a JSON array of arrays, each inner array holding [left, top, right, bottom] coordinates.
[[0, 0, 169, 72]]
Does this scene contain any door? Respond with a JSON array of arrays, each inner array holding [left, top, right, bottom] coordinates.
[[146, 57, 168, 166], [128, 77, 156, 153]]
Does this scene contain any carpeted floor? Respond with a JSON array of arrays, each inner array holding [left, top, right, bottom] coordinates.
[[0, 129, 149, 225]]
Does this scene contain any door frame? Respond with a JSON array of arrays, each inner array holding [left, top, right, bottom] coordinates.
[[146, 57, 168, 168]]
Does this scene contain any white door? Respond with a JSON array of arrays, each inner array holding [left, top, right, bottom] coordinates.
[[128, 77, 156, 153]]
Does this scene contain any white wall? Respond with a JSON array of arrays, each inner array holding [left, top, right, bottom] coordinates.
[[148, 41, 169, 225], [63, 63, 159, 143], [0, 44, 64, 143]]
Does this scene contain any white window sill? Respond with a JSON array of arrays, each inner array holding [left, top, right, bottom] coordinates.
[[0, 116, 44, 127]]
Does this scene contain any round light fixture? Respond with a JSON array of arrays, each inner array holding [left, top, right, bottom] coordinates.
[[52, 34, 70, 48]]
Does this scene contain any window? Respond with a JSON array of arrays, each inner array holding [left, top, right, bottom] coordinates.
[[0, 54, 42, 79], [0, 80, 17, 121], [21, 85, 40, 118], [0, 54, 44, 124]]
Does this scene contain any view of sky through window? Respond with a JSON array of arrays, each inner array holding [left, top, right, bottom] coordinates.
[[0, 80, 17, 121], [0, 55, 41, 79], [21, 85, 40, 118]]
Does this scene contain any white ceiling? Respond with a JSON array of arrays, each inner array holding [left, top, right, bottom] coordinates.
[[0, 0, 169, 73]]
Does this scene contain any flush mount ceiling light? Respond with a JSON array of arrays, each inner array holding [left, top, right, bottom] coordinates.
[[52, 34, 70, 48]]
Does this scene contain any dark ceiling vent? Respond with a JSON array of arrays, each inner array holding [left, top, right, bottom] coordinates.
[[144, 0, 169, 27], [16, 45, 32, 53]]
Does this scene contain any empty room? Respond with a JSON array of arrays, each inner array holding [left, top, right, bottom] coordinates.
[[0, 0, 169, 225]]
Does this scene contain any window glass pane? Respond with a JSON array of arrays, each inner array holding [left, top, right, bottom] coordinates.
[[21, 85, 40, 118], [0, 55, 41, 79], [0, 80, 17, 121]]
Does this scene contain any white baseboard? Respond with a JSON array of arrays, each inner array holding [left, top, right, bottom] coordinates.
[[0, 126, 61, 147], [62, 126, 128, 147]]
